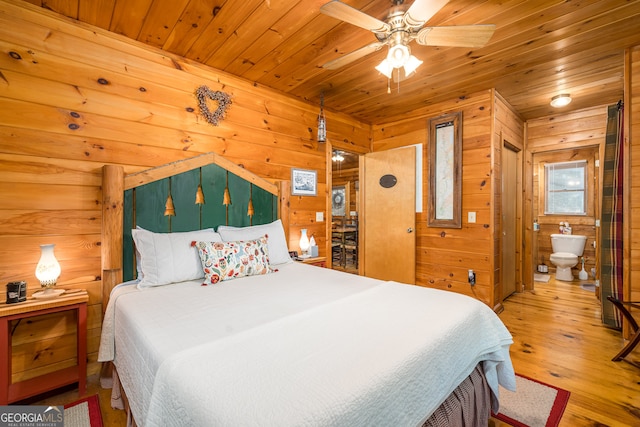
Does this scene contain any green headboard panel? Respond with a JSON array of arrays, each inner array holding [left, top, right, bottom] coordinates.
[[123, 163, 278, 281]]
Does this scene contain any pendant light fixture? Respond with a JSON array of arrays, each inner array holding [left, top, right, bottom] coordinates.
[[317, 93, 326, 143]]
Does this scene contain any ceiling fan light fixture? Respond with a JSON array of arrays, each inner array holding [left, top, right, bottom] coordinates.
[[375, 58, 394, 79], [403, 54, 423, 76], [550, 94, 572, 108], [332, 151, 345, 162], [387, 43, 410, 68]]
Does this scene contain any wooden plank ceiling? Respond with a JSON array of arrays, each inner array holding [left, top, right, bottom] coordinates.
[[21, 0, 640, 123]]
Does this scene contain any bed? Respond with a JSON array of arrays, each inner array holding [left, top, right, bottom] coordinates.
[[97, 153, 516, 427]]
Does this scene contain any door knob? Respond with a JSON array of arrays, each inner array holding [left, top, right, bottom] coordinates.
[[407, 227, 414, 233]]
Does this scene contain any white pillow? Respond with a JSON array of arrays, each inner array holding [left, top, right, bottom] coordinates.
[[217, 219, 292, 265], [132, 227, 222, 288]]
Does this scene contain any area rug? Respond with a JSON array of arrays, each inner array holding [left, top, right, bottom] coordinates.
[[64, 394, 103, 427], [580, 283, 596, 292], [493, 374, 570, 427], [534, 273, 551, 283]]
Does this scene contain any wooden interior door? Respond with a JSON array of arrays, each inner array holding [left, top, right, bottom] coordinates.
[[502, 144, 518, 297], [362, 147, 416, 284]]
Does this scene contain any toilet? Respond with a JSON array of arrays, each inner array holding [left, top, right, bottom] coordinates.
[[549, 234, 587, 281]]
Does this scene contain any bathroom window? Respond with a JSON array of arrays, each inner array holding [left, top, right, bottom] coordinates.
[[544, 160, 587, 215]]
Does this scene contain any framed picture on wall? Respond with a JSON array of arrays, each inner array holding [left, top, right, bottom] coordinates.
[[291, 168, 317, 196], [428, 111, 462, 228], [332, 186, 346, 216]]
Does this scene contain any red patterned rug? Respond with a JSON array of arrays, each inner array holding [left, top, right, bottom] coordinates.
[[64, 394, 103, 427], [493, 374, 570, 427]]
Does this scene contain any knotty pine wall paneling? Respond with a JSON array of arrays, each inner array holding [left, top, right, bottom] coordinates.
[[628, 46, 640, 309], [493, 93, 525, 308], [0, 0, 370, 379], [372, 89, 521, 309]]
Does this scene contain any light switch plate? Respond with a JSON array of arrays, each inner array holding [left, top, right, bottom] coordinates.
[[468, 212, 476, 223], [316, 212, 324, 222]]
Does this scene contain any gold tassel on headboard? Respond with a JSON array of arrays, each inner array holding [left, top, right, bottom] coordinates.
[[223, 187, 231, 206], [195, 185, 205, 205], [247, 184, 254, 220], [164, 194, 176, 216], [164, 179, 176, 216], [223, 171, 231, 224], [195, 169, 205, 205], [247, 198, 254, 217], [223, 171, 231, 206]]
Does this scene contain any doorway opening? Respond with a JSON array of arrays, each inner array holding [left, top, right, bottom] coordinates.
[[501, 142, 521, 299], [531, 146, 600, 291], [331, 149, 359, 274]]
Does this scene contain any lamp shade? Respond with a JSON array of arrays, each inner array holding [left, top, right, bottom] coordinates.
[[387, 44, 410, 68], [403, 55, 423, 76], [299, 229, 310, 255], [375, 59, 393, 79], [35, 244, 61, 289]]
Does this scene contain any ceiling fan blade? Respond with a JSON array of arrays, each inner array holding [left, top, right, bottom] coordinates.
[[416, 25, 496, 47], [320, 0, 389, 33], [405, 0, 449, 26], [323, 42, 385, 70]]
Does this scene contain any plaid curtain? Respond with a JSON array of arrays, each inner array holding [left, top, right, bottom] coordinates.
[[600, 102, 624, 328]]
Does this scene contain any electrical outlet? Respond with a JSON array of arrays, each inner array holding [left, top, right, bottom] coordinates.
[[468, 269, 476, 286]]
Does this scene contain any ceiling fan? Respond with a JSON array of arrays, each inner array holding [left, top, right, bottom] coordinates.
[[320, 0, 495, 81]]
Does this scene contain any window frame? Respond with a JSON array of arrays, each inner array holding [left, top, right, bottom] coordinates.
[[543, 160, 588, 216]]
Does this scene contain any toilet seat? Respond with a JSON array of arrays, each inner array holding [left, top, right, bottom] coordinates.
[[550, 252, 578, 262]]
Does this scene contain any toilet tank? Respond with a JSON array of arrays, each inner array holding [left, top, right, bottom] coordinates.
[[550, 234, 587, 256]]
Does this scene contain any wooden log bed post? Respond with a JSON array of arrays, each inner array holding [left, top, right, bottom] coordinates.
[[278, 180, 290, 244], [102, 165, 124, 314]]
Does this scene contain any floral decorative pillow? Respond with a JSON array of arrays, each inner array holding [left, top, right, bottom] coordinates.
[[192, 236, 273, 285]]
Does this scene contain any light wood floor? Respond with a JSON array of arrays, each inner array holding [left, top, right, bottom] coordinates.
[[493, 277, 640, 426], [31, 276, 639, 426]]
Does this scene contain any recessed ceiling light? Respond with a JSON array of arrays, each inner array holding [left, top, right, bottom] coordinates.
[[550, 94, 572, 108]]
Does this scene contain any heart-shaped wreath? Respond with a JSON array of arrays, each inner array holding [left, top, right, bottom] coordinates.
[[196, 85, 232, 126]]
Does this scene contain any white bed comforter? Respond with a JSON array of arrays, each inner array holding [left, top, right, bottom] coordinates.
[[99, 262, 515, 427]]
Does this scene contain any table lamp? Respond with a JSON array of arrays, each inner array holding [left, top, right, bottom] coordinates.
[[34, 244, 63, 298], [299, 229, 310, 258]]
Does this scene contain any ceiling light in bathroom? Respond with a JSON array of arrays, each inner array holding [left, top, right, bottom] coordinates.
[[550, 94, 572, 108]]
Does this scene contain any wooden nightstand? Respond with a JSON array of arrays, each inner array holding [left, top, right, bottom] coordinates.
[[0, 290, 88, 404], [298, 256, 327, 268]]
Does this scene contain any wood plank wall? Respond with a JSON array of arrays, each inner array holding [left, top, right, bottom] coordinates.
[[0, 0, 370, 379], [372, 89, 523, 310], [525, 106, 607, 287], [629, 46, 640, 307], [493, 93, 525, 305]]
